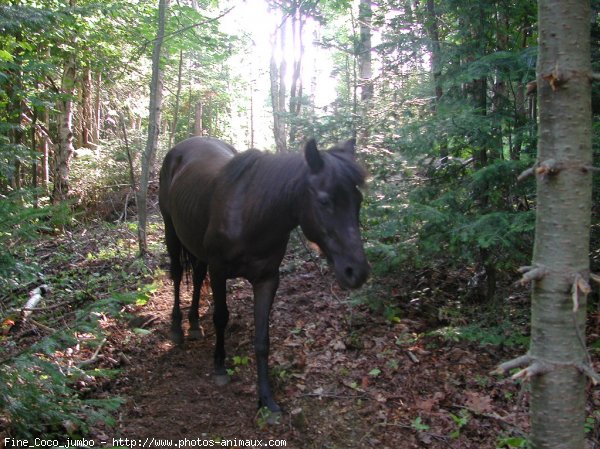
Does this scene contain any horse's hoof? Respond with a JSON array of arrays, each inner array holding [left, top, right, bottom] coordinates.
[[213, 373, 230, 386], [188, 328, 203, 340], [256, 407, 282, 427], [170, 330, 184, 346]]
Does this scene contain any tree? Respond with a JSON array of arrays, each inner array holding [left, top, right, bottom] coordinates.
[[357, 0, 373, 103], [269, 6, 289, 153], [52, 0, 77, 203], [495, 0, 597, 447], [137, 0, 169, 255]]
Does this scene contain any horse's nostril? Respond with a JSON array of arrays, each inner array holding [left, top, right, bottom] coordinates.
[[345, 266, 354, 279]]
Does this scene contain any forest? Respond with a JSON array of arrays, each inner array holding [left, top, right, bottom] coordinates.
[[0, 0, 599, 447]]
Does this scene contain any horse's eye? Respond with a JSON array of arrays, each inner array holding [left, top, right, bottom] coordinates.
[[317, 192, 333, 209]]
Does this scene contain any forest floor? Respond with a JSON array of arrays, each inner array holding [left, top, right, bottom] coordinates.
[[76, 218, 537, 449], [3, 214, 600, 449]]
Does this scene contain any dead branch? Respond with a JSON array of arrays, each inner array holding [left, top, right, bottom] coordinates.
[[578, 363, 600, 385], [491, 353, 532, 376], [22, 284, 50, 319], [77, 337, 107, 368], [517, 165, 535, 182], [516, 265, 547, 286], [28, 318, 56, 333]]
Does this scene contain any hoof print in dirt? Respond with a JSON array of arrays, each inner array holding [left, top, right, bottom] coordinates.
[[256, 407, 282, 428], [213, 373, 230, 386]]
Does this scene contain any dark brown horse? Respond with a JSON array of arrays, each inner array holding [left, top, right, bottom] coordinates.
[[158, 136, 369, 415]]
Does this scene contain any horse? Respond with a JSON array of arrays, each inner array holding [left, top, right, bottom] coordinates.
[[158, 136, 369, 416]]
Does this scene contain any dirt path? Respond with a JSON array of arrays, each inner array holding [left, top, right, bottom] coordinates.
[[95, 241, 532, 449]]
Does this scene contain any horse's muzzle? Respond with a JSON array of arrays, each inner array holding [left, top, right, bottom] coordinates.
[[335, 259, 370, 289]]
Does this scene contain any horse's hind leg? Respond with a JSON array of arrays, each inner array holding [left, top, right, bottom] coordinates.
[[209, 267, 229, 386], [165, 220, 184, 345], [188, 261, 207, 340]]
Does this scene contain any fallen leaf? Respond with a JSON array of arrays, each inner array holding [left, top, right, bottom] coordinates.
[[415, 397, 437, 412], [465, 391, 493, 414], [330, 339, 346, 351], [361, 376, 370, 389]]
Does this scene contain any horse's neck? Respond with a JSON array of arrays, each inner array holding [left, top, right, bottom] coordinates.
[[248, 153, 307, 230], [214, 153, 307, 244]]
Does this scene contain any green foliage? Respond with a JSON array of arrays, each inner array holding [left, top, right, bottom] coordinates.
[[0, 191, 72, 290], [0, 356, 122, 439], [497, 435, 530, 448], [449, 409, 470, 439], [411, 416, 430, 432], [428, 322, 529, 348], [0, 288, 142, 439]]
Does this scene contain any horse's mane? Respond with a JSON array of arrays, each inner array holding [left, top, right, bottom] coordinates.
[[217, 145, 366, 219]]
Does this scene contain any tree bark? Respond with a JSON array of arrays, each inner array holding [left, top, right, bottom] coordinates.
[[527, 0, 593, 447], [52, 1, 77, 203], [137, 0, 169, 255], [93, 72, 101, 143], [194, 101, 203, 136], [358, 0, 373, 102], [80, 65, 94, 148], [424, 0, 442, 105], [288, 4, 305, 146], [269, 19, 287, 153], [168, 49, 184, 149]]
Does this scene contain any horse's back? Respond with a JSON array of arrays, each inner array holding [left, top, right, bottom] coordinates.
[[160, 137, 236, 187], [159, 137, 237, 257]]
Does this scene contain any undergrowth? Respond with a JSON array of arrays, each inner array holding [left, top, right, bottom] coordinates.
[[0, 214, 163, 440]]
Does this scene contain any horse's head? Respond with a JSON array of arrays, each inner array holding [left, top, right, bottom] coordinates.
[[299, 139, 370, 289]]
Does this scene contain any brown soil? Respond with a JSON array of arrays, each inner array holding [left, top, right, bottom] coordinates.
[[89, 248, 544, 449]]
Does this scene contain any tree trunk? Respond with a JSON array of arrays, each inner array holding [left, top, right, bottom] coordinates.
[[168, 49, 184, 149], [194, 101, 203, 136], [422, 0, 446, 158], [93, 72, 101, 143], [288, 4, 305, 146], [269, 21, 287, 153], [528, 0, 593, 447], [358, 0, 373, 102], [40, 109, 51, 189], [137, 0, 169, 255], [52, 5, 77, 204], [249, 85, 255, 148], [424, 0, 442, 105], [80, 65, 94, 148]]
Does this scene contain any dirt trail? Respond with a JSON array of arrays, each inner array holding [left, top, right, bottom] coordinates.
[[101, 249, 529, 449]]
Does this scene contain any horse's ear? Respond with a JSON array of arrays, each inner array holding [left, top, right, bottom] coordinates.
[[340, 138, 357, 156], [305, 138, 324, 173]]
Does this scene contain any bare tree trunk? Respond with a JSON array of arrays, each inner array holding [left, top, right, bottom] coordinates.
[[422, 0, 446, 158], [93, 72, 101, 143], [249, 85, 255, 148], [137, 0, 169, 255], [358, 0, 373, 102], [52, 0, 77, 203], [496, 0, 595, 447], [270, 22, 287, 153], [80, 65, 93, 148], [529, 0, 593, 446], [288, 4, 305, 145], [40, 109, 50, 189], [194, 101, 203, 136], [169, 49, 184, 149], [425, 0, 442, 104]]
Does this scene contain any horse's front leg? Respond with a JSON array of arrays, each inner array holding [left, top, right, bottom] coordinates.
[[210, 268, 229, 386], [252, 274, 280, 414]]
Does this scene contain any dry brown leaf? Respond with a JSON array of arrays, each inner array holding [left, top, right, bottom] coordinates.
[[464, 391, 494, 414]]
